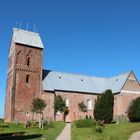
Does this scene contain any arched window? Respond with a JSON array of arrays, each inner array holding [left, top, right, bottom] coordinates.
[[16, 50, 21, 64], [27, 57, 30, 66], [26, 75, 29, 83], [65, 98, 69, 107], [87, 99, 92, 110]]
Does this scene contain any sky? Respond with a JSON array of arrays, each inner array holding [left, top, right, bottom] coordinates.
[[0, 0, 140, 118]]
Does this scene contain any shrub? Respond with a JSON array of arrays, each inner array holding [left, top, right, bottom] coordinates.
[[0, 118, 4, 123], [94, 89, 114, 123], [0, 124, 9, 128], [95, 125, 103, 133], [128, 97, 140, 122], [75, 119, 94, 128]]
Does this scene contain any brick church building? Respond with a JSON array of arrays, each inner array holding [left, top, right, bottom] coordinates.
[[4, 28, 140, 122]]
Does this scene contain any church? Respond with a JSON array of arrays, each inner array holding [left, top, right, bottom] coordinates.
[[4, 28, 140, 122]]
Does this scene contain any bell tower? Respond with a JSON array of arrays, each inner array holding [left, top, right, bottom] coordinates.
[[4, 28, 44, 122]]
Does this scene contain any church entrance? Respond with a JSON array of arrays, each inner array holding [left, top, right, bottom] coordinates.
[[64, 107, 71, 122]]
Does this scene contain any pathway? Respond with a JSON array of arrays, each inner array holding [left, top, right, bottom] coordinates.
[[129, 131, 140, 140], [56, 123, 71, 140]]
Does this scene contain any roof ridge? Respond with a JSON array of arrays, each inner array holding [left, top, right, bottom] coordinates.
[[13, 27, 39, 35], [43, 69, 131, 79], [107, 71, 131, 79]]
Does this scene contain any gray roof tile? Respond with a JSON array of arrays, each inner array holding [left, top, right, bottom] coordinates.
[[13, 28, 44, 49], [42, 70, 130, 94]]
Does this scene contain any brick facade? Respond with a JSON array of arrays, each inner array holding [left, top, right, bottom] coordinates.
[[4, 34, 43, 122]]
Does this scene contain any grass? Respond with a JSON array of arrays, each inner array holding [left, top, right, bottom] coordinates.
[[72, 122, 140, 140], [0, 121, 65, 140]]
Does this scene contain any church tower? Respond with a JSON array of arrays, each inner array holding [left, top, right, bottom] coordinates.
[[4, 28, 44, 122]]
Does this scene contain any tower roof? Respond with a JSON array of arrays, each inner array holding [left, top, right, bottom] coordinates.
[[13, 28, 44, 49]]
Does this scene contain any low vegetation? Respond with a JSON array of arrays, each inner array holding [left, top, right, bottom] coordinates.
[[128, 97, 140, 122], [72, 122, 140, 140], [75, 119, 94, 128], [0, 121, 65, 140]]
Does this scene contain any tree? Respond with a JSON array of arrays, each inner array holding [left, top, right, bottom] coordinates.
[[94, 89, 114, 123], [31, 98, 46, 129], [128, 97, 140, 122], [54, 95, 66, 114], [78, 101, 87, 113]]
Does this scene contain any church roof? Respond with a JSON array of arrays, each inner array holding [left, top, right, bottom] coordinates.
[[13, 28, 44, 49], [42, 70, 131, 94]]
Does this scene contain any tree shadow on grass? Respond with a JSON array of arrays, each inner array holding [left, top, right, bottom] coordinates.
[[0, 132, 42, 140]]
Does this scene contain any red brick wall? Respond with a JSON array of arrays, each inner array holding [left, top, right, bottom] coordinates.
[[41, 91, 55, 121], [13, 44, 43, 122], [4, 35, 43, 122], [54, 91, 97, 122], [4, 37, 16, 122]]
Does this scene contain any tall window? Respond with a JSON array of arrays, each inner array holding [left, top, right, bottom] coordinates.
[[65, 98, 69, 107], [26, 75, 29, 83], [27, 57, 30, 66], [87, 99, 92, 110]]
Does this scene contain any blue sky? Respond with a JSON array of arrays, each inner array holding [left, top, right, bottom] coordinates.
[[0, 0, 140, 118]]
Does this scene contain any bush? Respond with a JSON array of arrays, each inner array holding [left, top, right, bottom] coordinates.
[[75, 119, 94, 128], [0, 118, 4, 123], [0, 124, 9, 128], [128, 97, 140, 122], [94, 89, 114, 123], [95, 125, 103, 133]]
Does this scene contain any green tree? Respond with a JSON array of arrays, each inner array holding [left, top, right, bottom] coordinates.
[[78, 101, 87, 113], [128, 97, 140, 122], [94, 89, 114, 123], [31, 98, 46, 129], [54, 95, 66, 114]]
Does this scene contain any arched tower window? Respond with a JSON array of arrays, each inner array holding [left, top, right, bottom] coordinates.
[[27, 57, 30, 66], [26, 75, 29, 83], [65, 98, 69, 107], [16, 50, 22, 64], [87, 99, 92, 110], [26, 50, 32, 66]]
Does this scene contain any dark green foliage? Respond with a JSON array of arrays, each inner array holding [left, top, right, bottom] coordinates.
[[31, 98, 46, 129], [94, 89, 114, 123], [95, 125, 103, 133], [31, 98, 46, 114], [78, 101, 87, 113], [75, 119, 94, 128], [54, 95, 66, 113], [0, 118, 4, 123], [128, 97, 140, 122], [0, 124, 9, 128]]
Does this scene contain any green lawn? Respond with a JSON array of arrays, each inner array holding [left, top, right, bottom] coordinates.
[[72, 122, 140, 140], [0, 121, 65, 140]]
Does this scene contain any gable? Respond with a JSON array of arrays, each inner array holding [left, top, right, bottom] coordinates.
[[121, 72, 140, 93]]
